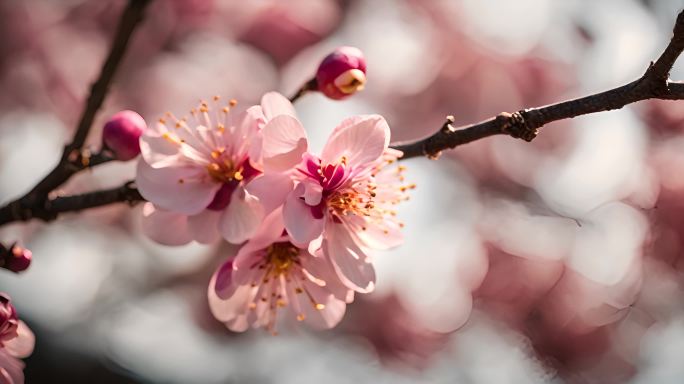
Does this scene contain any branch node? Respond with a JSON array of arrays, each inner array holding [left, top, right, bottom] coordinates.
[[441, 115, 456, 133], [500, 110, 538, 142]]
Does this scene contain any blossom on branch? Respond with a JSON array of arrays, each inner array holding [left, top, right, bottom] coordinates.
[[137, 93, 296, 245], [261, 113, 413, 293]]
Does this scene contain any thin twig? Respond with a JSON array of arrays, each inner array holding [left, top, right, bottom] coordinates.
[[0, 0, 151, 226], [391, 10, 684, 160], [288, 78, 318, 103]]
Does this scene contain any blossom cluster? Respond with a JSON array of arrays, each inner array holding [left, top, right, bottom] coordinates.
[[135, 92, 413, 333]]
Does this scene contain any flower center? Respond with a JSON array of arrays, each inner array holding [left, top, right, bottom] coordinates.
[[206, 150, 244, 184], [326, 187, 376, 219], [266, 242, 300, 274]]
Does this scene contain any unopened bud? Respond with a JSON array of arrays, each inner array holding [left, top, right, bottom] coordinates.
[[316, 46, 367, 100], [102, 110, 147, 160], [1, 245, 31, 273]]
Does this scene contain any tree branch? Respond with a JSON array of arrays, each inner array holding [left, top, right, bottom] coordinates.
[[0, 0, 150, 226], [391, 10, 684, 160], [0, 182, 144, 224]]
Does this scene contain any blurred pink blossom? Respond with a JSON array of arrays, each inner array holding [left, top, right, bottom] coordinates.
[[0, 294, 34, 384]]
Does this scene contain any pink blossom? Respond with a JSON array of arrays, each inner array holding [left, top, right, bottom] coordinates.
[[136, 93, 296, 245], [260, 114, 413, 293], [208, 209, 352, 334], [0, 294, 34, 384]]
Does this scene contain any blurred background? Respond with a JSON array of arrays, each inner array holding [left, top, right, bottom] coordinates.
[[2, 0, 684, 382]]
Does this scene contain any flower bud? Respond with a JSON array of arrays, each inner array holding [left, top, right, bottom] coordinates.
[[316, 46, 367, 100], [102, 110, 147, 161], [1, 245, 31, 273]]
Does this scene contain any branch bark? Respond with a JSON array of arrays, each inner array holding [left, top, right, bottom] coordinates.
[[0, 0, 150, 226], [391, 10, 684, 160]]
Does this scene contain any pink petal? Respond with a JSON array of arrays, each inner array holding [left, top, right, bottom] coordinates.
[[139, 134, 182, 168], [213, 260, 236, 298], [323, 222, 376, 293], [261, 115, 308, 172], [231, 247, 267, 287], [245, 173, 294, 214], [348, 215, 404, 250], [241, 208, 289, 252], [187, 209, 221, 244], [261, 91, 296, 120], [301, 177, 323, 205], [219, 187, 265, 243], [283, 185, 324, 244], [236, 106, 267, 164], [0, 350, 23, 384], [302, 253, 353, 303], [321, 115, 390, 168], [292, 281, 346, 330], [208, 270, 257, 327], [3, 321, 34, 359], [141, 203, 193, 246], [136, 160, 219, 215]]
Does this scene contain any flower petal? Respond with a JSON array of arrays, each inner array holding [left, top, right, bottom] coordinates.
[[292, 281, 346, 330], [245, 173, 294, 214], [187, 209, 221, 244], [261, 115, 308, 172], [208, 270, 258, 328], [139, 133, 182, 168], [301, 177, 323, 205], [3, 321, 34, 359], [283, 185, 324, 244], [141, 203, 193, 246], [323, 221, 376, 293], [242, 207, 289, 252], [302, 253, 353, 303], [219, 187, 265, 243], [136, 160, 219, 215], [347, 214, 404, 250], [0, 350, 24, 384], [321, 115, 390, 168], [261, 91, 296, 120]]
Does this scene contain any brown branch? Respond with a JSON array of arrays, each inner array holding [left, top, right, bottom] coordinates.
[[0, 0, 150, 226], [391, 10, 684, 160], [47, 182, 144, 220], [0, 182, 144, 224]]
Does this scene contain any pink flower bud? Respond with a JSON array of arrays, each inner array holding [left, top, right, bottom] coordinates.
[[316, 46, 367, 100], [102, 110, 147, 161], [1, 246, 31, 273]]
